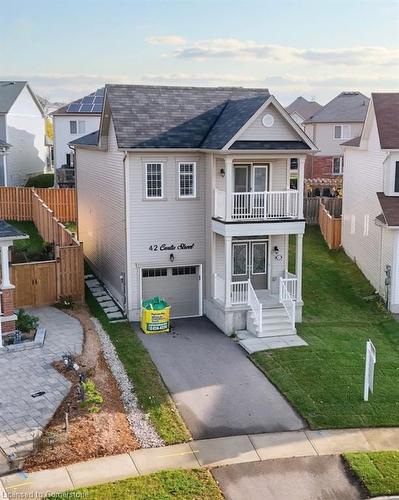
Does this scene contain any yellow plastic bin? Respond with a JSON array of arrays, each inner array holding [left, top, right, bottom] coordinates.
[[141, 296, 171, 334]]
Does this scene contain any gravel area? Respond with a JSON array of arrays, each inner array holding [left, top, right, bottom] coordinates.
[[91, 317, 164, 448]]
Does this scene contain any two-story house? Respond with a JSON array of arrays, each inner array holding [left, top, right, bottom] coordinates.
[[342, 93, 399, 314], [0, 81, 46, 186], [303, 91, 369, 182], [52, 88, 103, 185], [72, 85, 317, 347]]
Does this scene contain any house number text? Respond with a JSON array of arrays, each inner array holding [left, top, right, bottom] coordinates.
[[149, 243, 195, 251]]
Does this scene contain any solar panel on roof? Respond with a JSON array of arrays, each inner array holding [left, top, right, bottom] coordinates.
[[82, 96, 95, 104], [67, 103, 80, 112], [65, 88, 104, 113], [80, 104, 93, 112]]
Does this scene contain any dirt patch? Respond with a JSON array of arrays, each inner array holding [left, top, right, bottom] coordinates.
[[24, 306, 139, 471]]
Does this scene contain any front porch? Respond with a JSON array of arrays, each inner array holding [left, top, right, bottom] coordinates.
[[207, 232, 303, 338]]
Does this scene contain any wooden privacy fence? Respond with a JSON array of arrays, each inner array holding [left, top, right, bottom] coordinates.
[[10, 191, 84, 307], [319, 201, 342, 250], [304, 197, 342, 224], [0, 187, 77, 222]]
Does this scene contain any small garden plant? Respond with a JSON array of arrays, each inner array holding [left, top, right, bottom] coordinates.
[[56, 296, 76, 310], [16, 309, 39, 333], [80, 379, 103, 413]]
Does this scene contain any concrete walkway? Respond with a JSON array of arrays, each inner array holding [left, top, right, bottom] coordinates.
[[138, 317, 304, 439], [0, 307, 83, 466], [2, 427, 399, 497]]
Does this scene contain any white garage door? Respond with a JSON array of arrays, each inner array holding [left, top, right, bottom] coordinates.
[[142, 266, 200, 318]]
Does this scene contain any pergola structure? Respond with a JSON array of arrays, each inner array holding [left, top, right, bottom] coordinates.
[[0, 220, 28, 346]]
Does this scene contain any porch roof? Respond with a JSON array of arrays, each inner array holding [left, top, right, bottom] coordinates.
[[229, 140, 311, 150], [0, 220, 28, 242]]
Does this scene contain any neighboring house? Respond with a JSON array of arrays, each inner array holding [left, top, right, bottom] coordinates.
[[303, 91, 369, 181], [0, 81, 46, 186], [0, 139, 11, 186], [342, 93, 399, 314], [286, 96, 321, 129], [52, 89, 103, 184], [72, 84, 317, 344]]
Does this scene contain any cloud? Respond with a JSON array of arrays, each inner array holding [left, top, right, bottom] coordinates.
[[146, 35, 186, 46], [167, 38, 399, 66]]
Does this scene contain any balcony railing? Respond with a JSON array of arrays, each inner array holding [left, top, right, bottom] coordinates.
[[214, 189, 299, 221]]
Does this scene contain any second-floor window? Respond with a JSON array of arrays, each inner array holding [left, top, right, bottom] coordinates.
[[332, 157, 344, 175], [70, 120, 86, 135], [334, 124, 351, 140], [146, 163, 163, 198], [179, 162, 196, 198]]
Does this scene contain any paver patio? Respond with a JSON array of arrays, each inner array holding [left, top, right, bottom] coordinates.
[[0, 307, 83, 463]]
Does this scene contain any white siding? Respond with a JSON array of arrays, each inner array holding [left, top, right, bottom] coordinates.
[[306, 122, 363, 157], [76, 119, 126, 305], [53, 114, 100, 170], [127, 152, 207, 319], [5, 86, 46, 185], [342, 117, 392, 297], [239, 104, 300, 141], [391, 231, 399, 312]]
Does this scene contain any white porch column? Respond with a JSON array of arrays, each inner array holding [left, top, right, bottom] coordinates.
[[295, 234, 303, 302], [225, 157, 233, 222], [0, 245, 11, 288], [298, 157, 305, 219], [225, 236, 232, 307]]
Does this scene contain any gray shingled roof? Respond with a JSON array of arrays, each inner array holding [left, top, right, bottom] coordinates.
[[69, 130, 99, 146], [106, 85, 271, 149], [304, 92, 369, 124], [0, 220, 28, 240], [0, 81, 27, 113], [286, 96, 322, 121]]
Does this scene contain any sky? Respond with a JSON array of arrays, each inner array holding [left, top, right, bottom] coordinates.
[[2, 0, 399, 106]]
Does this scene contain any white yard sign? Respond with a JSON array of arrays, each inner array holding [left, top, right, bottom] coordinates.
[[364, 340, 376, 401]]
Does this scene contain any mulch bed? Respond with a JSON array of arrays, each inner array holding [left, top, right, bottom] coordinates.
[[24, 307, 139, 471]]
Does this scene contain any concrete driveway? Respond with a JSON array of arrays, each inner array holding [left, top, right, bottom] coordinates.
[[212, 456, 365, 500], [137, 317, 304, 439]]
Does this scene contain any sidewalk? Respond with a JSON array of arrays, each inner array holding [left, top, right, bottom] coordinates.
[[2, 427, 399, 497]]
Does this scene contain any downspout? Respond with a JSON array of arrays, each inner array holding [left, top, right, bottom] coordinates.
[[122, 150, 129, 316]]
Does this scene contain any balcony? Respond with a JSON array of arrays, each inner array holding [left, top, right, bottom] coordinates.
[[214, 189, 300, 221]]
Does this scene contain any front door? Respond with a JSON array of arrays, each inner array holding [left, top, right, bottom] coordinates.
[[232, 241, 268, 290]]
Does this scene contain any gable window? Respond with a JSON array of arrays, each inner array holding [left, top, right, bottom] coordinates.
[[332, 157, 344, 175], [334, 125, 351, 140], [179, 162, 196, 198], [70, 121, 77, 134], [395, 161, 399, 193], [146, 163, 163, 198]]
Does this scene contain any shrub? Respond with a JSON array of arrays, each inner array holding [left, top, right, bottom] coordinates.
[[25, 173, 54, 188], [80, 379, 103, 413], [56, 296, 76, 310], [16, 309, 39, 333]]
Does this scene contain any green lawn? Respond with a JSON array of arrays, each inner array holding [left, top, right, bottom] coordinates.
[[8, 220, 44, 254], [86, 287, 190, 444], [252, 226, 399, 429], [344, 451, 399, 497], [49, 469, 222, 500]]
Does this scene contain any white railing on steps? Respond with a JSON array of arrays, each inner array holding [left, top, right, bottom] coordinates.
[[248, 280, 262, 333], [279, 276, 296, 329]]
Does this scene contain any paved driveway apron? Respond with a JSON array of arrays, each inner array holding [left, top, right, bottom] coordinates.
[[137, 317, 304, 439]]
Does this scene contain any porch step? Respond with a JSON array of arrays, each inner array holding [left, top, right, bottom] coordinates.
[[247, 305, 296, 338]]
